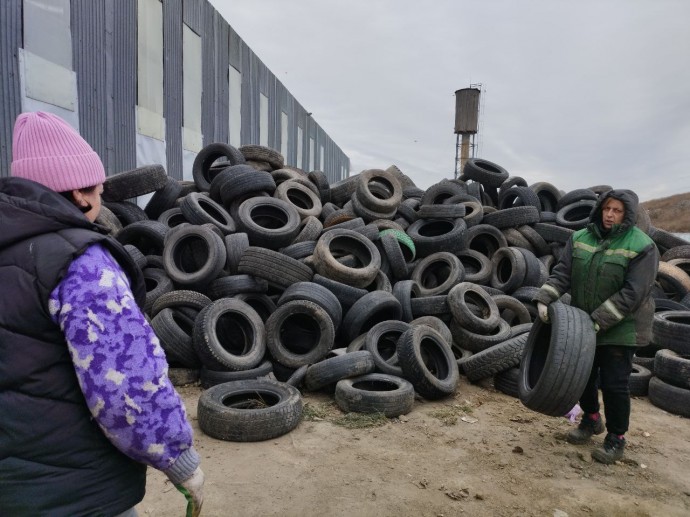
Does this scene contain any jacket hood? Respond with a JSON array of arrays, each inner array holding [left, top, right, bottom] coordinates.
[[0, 177, 103, 249], [588, 188, 639, 234]]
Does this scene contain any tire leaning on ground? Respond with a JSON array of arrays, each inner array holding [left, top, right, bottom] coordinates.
[[303, 350, 376, 391], [518, 302, 597, 416], [197, 379, 303, 441], [648, 376, 690, 418], [335, 373, 415, 417], [653, 349, 690, 389], [396, 325, 459, 400]]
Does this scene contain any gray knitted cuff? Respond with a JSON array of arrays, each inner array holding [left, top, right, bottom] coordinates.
[[163, 447, 201, 485]]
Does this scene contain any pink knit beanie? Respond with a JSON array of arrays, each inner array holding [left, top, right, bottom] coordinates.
[[11, 111, 106, 192]]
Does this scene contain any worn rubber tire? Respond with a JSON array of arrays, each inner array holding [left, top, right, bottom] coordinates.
[[654, 349, 690, 389], [652, 311, 690, 355], [448, 282, 501, 333], [237, 247, 313, 289], [518, 302, 597, 416], [335, 373, 415, 417], [303, 350, 376, 391], [102, 164, 168, 202], [647, 376, 690, 418], [313, 228, 382, 288], [265, 300, 335, 368], [463, 333, 529, 382], [364, 320, 410, 377], [396, 325, 459, 399], [198, 379, 302, 441], [192, 298, 266, 371]]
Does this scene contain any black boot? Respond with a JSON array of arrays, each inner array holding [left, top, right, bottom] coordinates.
[[566, 413, 605, 444], [592, 433, 626, 464]]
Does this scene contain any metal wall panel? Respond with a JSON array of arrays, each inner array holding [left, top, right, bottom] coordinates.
[[201, 1, 216, 145], [163, 0, 183, 179], [213, 9, 229, 143], [183, 0, 202, 34], [0, 0, 24, 178], [72, 0, 109, 170], [111, 0, 137, 173], [1, 0, 350, 181]]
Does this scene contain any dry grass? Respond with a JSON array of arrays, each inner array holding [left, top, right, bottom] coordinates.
[[332, 412, 388, 429], [641, 192, 690, 233], [427, 402, 474, 426]]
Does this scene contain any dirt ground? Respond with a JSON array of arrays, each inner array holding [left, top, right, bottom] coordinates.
[[137, 376, 690, 517]]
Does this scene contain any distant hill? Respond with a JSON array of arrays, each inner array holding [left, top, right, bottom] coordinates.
[[641, 192, 690, 233]]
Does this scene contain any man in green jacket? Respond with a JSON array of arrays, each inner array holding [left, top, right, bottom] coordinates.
[[533, 189, 659, 464]]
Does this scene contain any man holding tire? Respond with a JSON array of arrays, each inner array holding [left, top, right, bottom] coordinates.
[[533, 189, 658, 464]]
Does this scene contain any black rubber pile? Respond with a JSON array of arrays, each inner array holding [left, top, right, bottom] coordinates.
[[98, 145, 690, 440]]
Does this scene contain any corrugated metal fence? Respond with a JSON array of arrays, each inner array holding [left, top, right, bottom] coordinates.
[[0, 0, 349, 183]]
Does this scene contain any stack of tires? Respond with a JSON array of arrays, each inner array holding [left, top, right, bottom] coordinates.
[[98, 146, 690, 440], [646, 311, 690, 417]]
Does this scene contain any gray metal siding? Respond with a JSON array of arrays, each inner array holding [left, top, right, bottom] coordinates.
[[72, 0, 109, 170], [0, 0, 23, 178], [111, 0, 137, 174], [163, 0, 183, 180], [1, 0, 350, 182]]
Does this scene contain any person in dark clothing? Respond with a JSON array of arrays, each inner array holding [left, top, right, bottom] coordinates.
[[533, 189, 659, 464], [0, 112, 204, 515]]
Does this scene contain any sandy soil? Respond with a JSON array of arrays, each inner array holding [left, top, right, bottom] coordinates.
[[137, 377, 690, 517]]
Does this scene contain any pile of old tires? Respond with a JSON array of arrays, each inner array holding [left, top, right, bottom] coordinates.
[[98, 144, 690, 440]]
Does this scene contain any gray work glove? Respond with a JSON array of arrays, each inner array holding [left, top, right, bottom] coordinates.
[[537, 302, 549, 323], [175, 466, 204, 517]]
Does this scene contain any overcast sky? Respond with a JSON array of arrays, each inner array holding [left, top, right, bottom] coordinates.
[[209, 0, 690, 202]]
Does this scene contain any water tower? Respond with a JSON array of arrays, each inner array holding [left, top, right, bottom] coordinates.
[[454, 85, 482, 178]]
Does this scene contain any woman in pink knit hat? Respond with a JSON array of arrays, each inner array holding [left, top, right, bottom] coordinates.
[[0, 112, 204, 517]]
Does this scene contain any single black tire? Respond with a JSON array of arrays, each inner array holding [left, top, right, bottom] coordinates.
[[95, 204, 124, 235], [150, 289, 212, 318], [278, 281, 343, 330], [449, 319, 512, 353], [556, 200, 597, 230], [652, 311, 690, 355], [303, 350, 376, 391], [145, 176, 183, 219], [365, 320, 410, 377], [341, 291, 403, 343], [492, 294, 532, 326], [406, 218, 467, 257], [180, 192, 236, 235], [654, 349, 690, 389], [151, 308, 201, 368], [237, 197, 301, 250], [313, 229, 382, 288], [102, 164, 168, 202], [494, 367, 520, 398], [275, 180, 323, 219], [116, 220, 169, 256], [355, 169, 403, 213], [410, 252, 465, 297], [335, 373, 415, 417], [224, 232, 250, 275], [207, 274, 268, 300], [142, 267, 174, 314], [239, 145, 285, 170], [392, 280, 421, 322], [396, 325, 459, 399], [482, 206, 541, 229], [462, 158, 509, 188], [265, 300, 335, 368], [193, 142, 246, 192], [238, 247, 313, 289], [456, 249, 493, 285], [490, 246, 528, 293], [647, 376, 690, 418], [198, 379, 303, 441], [448, 282, 501, 333], [465, 224, 507, 259], [103, 201, 148, 226], [628, 364, 652, 397], [518, 302, 597, 416], [163, 224, 227, 287], [199, 360, 273, 389], [312, 274, 367, 310], [463, 333, 529, 382], [192, 298, 266, 371]]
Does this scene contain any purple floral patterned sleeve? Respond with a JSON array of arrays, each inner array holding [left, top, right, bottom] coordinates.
[[49, 243, 199, 484]]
